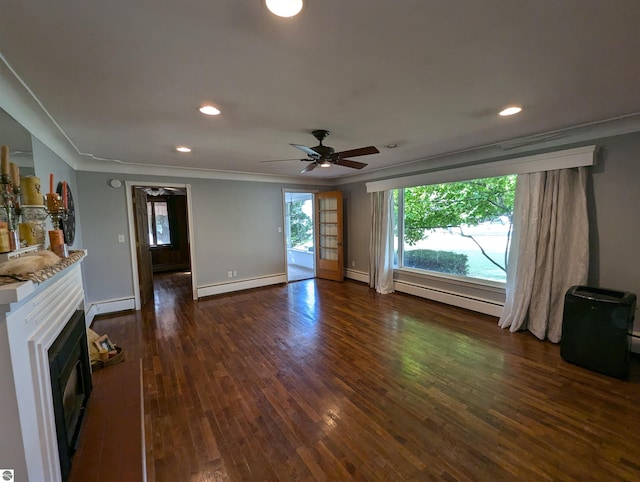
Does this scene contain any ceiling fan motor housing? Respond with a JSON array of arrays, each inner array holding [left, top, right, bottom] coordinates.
[[310, 130, 334, 159], [312, 145, 335, 158]]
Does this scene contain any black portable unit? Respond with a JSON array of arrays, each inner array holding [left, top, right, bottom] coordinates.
[[561, 286, 636, 379]]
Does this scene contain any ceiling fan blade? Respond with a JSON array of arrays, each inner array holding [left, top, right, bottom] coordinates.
[[260, 158, 304, 163], [334, 146, 379, 158], [301, 162, 317, 173], [290, 143, 321, 158], [334, 158, 367, 170]]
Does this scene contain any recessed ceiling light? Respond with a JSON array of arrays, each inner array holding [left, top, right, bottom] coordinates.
[[199, 105, 221, 116], [499, 106, 522, 116], [265, 0, 304, 18], [176, 146, 192, 153], [384, 143, 399, 149]]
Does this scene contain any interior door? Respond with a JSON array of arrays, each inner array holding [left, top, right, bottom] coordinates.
[[133, 187, 154, 306], [315, 190, 344, 281]]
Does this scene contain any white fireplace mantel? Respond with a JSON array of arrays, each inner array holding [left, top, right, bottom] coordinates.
[[0, 252, 86, 482]]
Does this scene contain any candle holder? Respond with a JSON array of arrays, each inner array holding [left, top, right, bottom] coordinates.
[[1, 173, 22, 250], [45, 194, 69, 227], [45, 193, 69, 258]]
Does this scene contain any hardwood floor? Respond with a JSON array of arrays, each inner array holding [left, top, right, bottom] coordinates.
[[73, 273, 640, 481], [68, 305, 144, 482]]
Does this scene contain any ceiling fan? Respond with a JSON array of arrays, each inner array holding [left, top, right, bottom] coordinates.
[[262, 129, 379, 173]]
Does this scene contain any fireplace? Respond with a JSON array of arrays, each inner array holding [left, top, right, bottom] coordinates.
[[0, 254, 87, 481], [48, 310, 92, 481]]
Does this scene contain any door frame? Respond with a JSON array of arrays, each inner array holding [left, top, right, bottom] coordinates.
[[282, 189, 318, 281], [126, 181, 198, 309]]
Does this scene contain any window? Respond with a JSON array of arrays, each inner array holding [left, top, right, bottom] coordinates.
[[147, 199, 171, 246], [394, 175, 516, 283]]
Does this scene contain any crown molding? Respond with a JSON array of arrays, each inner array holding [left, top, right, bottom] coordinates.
[[333, 113, 640, 186], [75, 157, 334, 185]]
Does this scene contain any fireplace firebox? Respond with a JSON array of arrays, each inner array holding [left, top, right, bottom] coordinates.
[[48, 310, 92, 481]]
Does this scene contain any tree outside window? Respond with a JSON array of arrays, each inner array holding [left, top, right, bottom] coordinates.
[[288, 200, 313, 249], [396, 175, 516, 282]]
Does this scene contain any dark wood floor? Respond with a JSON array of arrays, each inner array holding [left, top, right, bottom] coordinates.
[[69, 304, 144, 482], [72, 272, 640, 481]]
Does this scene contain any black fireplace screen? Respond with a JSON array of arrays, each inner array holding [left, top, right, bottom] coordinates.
[[48, 310, 92, 481]]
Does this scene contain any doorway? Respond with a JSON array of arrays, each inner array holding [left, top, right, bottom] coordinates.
[[127, 182, 197, 309], [284, 191, 315, 282]]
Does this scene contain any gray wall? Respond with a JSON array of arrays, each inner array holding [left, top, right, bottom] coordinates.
[[75, 172, 134, 303], [588, 133, 640, 300], [76, 170, 326, 305], [341, 181, 372, 273], [190, 178, 286, 285]]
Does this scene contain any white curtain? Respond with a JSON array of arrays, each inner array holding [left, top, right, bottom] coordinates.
[[369, 191, 395, 294], [499, 167, 589, 343]]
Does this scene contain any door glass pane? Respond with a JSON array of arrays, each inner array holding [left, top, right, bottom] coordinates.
[[320, 248, 338, 260], [319, 197, 337, 210], [320, 211, 337, 223]]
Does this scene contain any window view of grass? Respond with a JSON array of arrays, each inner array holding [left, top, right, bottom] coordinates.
[[396, 175, 516, 283]]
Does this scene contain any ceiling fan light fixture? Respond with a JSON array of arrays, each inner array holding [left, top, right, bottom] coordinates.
[[499, 105, 522, 116], [199, 105, 221, 116], [176, 146, 192, 153], [264, 0, 304, 18], [319, 160, 331, 167]]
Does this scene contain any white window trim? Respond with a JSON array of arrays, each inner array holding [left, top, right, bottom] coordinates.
[[366, 145, 596, 193]]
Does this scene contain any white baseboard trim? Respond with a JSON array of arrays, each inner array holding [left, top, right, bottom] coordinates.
[[345, 268, 369, 284], [85, 297, 136, 326], [197, 274, 288, 298], [631, 331, 640, 355], [394, 280, 504, 317]]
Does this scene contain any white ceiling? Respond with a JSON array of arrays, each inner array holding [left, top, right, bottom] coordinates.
[[1, 1, 640, 180]]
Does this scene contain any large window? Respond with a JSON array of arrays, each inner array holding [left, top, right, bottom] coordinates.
[[394, 175, 516, 283], [148, 199, 171, 246]]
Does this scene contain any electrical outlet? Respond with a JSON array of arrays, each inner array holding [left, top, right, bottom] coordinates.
[[233, 270, 237, 277], [351, 261, 356, 267], [118, 234, 125, 243], [278, 226, 282, 233], [227, 271, 233, 278]]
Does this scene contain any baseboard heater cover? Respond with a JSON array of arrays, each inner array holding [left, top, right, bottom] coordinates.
[[197, 273, 288, 298], [394, 280, 504, 317], [86, 298, 136, 325]]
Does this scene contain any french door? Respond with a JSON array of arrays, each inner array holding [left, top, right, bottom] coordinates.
[[314, 191, 344, 281]]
